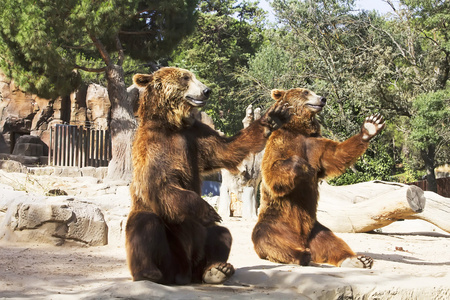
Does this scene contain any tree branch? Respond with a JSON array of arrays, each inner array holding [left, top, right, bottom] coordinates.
[[115, 35, 124, 66], [89, 34, 111, 65], [74, 64, 106, 73], [119, 30, 156, 35]]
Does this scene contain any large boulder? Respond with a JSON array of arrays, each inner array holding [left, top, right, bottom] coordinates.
[[0, 185, 108, 246], [12, 135, 44, 156], [86, 83, 110, 130]]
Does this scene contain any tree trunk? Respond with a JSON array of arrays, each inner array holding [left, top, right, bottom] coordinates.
[[421, 145, 437, 193], [218, 105, 263, 219], [317, 181, 450, 234], [105, 64, 137, 182]]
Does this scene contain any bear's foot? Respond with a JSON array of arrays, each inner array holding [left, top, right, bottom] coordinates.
[[132, 269, 163, 282], [202, 262, 235, 284], [340, 255, 373, 269]]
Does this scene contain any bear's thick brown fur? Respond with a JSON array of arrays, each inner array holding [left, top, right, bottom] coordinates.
[[126, 67, 291, 284], [252, 88, 385, 269]]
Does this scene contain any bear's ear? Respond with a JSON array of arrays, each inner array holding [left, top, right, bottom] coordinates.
[[133, 74, 153, 87], [271, 89, 285, 102]]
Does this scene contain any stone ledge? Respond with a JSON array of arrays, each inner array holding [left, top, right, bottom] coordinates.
[[0, 191, 108, 246], [0, 157, 109, 179]]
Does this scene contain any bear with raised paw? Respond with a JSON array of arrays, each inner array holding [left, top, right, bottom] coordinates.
[[252, 88, 385, 269], [126, 67, 292, 285]]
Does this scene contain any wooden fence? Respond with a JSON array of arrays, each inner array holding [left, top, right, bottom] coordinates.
[[48, 124, 111, 167], [409, 177, 450, 198]]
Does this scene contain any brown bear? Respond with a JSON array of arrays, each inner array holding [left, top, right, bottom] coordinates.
[[126, 67, 291, 285], [252, 88, 385, 269]]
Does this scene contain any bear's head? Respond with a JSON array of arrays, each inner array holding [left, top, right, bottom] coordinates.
[[133, 67, 211, 128], [271, 88, 326, 135]]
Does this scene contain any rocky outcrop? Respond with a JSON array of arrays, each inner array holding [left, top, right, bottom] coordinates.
[[12, 135, 46, 157], [0, 169, 129, 246], [0, 184, 108, 246], [0, 70, 112, 156], [86, 83, 110, 130]]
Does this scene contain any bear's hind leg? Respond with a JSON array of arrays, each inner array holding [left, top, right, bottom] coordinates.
[[308, 221, 373, 268], [200, 225, 235, 284], [252, 221, 311, 266], [126, 211, 179, 283]]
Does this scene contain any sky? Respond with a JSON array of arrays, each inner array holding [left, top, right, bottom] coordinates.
[[259, 0, 398, 22], [354, 0, 396, 14]]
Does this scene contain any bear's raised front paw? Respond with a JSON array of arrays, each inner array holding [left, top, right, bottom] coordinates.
[[340, 255, 373, 269], [202, 262, 235, 284], [201, 204, 222, 225], [261, 101, 293, 136], [361, 113, 385, 141]]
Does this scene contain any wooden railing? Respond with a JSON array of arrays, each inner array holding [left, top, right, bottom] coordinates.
[[48, 124, 111, 167]]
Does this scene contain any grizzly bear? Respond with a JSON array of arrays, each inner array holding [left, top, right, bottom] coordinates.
[[126, 67, 291, 285], [252, 88, 385, 269]]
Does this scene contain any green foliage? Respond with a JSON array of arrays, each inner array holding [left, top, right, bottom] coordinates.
[[170, 0, 265, 134], [392, 163, 423, 184], [235, 31, 305, 108], [0, 0, 197, 98], [410, 89, 450, 148], [329, 139, 395, 186]]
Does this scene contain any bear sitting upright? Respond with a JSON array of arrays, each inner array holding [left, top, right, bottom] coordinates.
[[252, 88, 385, 269], [126, 67, 291, 285]]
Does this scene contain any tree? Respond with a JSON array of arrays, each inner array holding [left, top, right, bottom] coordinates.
[[374, 0, 450, 191], [235, 31, 303, 107], [237, 0, 397, 183], [239, 0, 449, 187], [409, 89, 450, 192], [0, 0, 197, 181], [171, 0, 266, 134]]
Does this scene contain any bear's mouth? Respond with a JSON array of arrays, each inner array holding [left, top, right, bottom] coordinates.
[[185, 96, 207, 107], [306, 103, 325, 112]]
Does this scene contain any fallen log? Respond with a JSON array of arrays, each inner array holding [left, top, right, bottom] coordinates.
[[317, 180, 450, 234]]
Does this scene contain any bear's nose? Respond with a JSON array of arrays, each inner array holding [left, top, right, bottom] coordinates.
[[203, 88, 212, 98], [320, 97, 327, 105]]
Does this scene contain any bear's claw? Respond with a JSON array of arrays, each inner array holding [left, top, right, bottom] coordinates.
[[202, 262, 235, 284], [262, 101, 293, 136], [340, 255, 373, 269], [362, 113, 385, 141]]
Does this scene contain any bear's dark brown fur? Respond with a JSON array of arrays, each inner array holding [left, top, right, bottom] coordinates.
[[252, 88, 385, 269], [126, 67, 291, 284]]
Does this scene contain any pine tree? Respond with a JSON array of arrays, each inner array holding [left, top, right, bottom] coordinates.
[[0, 0, 198, 181]]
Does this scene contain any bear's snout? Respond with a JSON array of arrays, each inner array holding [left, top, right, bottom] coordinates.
[[320, 97, 326, 105], [203, 88, 212, 98]]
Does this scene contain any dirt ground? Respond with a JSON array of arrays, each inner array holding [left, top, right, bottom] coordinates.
[[1, 218, 449, 299]]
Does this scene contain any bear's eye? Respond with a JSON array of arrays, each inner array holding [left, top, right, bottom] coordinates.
[[303, 90, 309, 96], [182, 75, 190, 81]]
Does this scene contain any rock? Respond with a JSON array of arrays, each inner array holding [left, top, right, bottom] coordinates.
[[0, 133, 9, 153], [0, 194, 108, 246], [0, 73, 35, 122], [12, 142, 43, 157], [70, 84, 88, 126], [86, 83, 110, 130], [0, 158, 28, 173]]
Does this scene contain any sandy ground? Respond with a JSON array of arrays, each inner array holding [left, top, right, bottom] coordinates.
[[1, 217, 450, 299]]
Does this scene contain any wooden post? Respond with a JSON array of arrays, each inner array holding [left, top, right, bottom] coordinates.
[[63, 125, 67, 167], [95, 130, 100, 167], [48, 125, 53, 166], [55, 125, 60, 166], [99, 130, 104, 166], [84, 129, 89, 168]]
